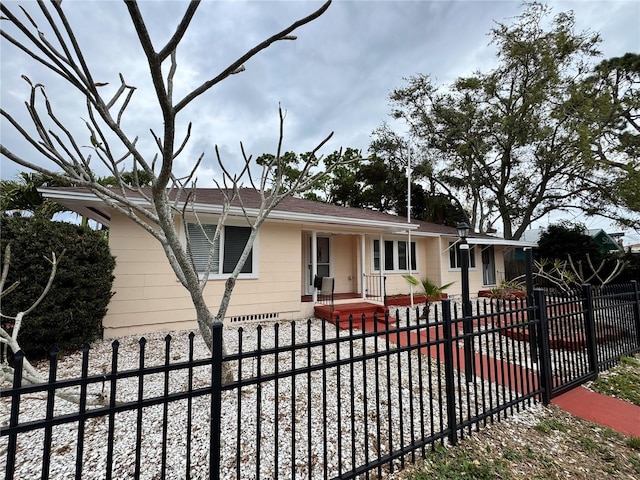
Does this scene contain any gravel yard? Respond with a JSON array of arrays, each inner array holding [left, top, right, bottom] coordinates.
[[2, 312, 540, 479]]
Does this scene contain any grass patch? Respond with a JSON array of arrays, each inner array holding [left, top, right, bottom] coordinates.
[[620, 356, 640, 367], [535, 417, 567, 434], [578, 435, 599, 453], [502, 448, 522, 461], [592, 355, 640, 406], [408, 444, 512, 480], [627, 437, 640, 451]]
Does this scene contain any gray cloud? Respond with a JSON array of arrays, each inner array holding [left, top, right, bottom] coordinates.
[[1, 0, 638, 187]]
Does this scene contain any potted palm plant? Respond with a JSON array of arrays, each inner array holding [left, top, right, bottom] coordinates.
[[402, 275, 454, 320]]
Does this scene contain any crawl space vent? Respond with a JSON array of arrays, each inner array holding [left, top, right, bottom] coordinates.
[[229, 312, 281, 324]]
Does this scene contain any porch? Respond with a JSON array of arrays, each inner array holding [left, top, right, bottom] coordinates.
[[302, 293, 390, 330]]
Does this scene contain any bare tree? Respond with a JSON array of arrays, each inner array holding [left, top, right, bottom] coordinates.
[[0, 0, 344, 378]]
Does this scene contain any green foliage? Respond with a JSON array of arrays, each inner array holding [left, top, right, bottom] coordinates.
[[535, 417, 568, 434], [402, 275, 454, 300], [256, 146, 466, 225], [385, 3, 638, 238], [537, 222, 603, 265], [535, 222, 631, 287], [572, 53, 640, 219], [489, 279, 525, 299], [409, 444, 512, 480], [98, 169, 153, 187], [0, 172, 70, 218], [627, 437, 640, 451], [592, 355, 640, 406], [616, 250, 640, 283], [0, 215, 115, 358]]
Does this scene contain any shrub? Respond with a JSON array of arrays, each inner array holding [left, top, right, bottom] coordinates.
[[1, 214, 115, 358]]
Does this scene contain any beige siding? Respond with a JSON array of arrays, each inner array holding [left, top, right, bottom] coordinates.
[[105, 213, 304, 338], [104, 211, 509, 338], [437, 238, 507, 299]]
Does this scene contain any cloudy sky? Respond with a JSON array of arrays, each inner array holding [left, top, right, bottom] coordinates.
[[1, 0, 639, 241]]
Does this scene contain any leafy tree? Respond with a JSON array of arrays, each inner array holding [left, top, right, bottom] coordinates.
[[1, 215, 115, 359], [537, 222, 603, 265], [1, 170, 152, 221], [569, 53, 640, 220], [536, 222, 627, 286], [255, 148, 365, 206], [368, 125, 466, 225], [386, 3, 637, 238], [98, 169, 153, 188], [257, 144, 465, 225], [0, 0, 340, 384], [616, 250, 640, 283], [0, 172, 70, 218]]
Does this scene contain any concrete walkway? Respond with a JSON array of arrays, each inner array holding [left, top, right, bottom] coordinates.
[[552, 386, 640, 438]]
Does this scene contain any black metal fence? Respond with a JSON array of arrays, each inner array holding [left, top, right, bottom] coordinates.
[[2, 282, 639, 479], [539, 281, 640, 399]]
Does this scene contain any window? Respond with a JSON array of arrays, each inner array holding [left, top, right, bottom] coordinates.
[[449, 242, 476, 269], [373, 239, 417, 272], [186, 223, 253, 277]]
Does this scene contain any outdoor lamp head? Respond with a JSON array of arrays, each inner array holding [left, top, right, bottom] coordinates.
[[456, 222, 470, 239]]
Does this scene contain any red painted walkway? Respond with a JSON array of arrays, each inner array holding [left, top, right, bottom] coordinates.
[[552, 386, 640, 438], [362, 321, 640, 439]]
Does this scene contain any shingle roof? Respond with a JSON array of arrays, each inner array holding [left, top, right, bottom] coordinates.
[[42, 186, 495, 239]]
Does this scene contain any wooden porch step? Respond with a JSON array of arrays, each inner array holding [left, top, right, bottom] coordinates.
[[314, 302, 391, 330]]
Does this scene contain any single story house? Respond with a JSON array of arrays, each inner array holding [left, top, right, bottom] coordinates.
[[41, 187, 534, 338]]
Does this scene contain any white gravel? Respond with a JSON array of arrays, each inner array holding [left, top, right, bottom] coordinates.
[[1, 312, 539, 480]]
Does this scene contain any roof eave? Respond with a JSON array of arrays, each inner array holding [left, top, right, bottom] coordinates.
[[40, 189, 420, 232]]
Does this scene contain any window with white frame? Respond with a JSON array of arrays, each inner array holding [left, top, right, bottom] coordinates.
[[449, 241, 476, 269], [186, 223, 254, 277], [373, 239, 417, 272]]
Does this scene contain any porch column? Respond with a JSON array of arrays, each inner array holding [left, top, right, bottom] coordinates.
[[379, 233, 385, 296], [360, 234, 366, 300], [312, 230, 318, 303]]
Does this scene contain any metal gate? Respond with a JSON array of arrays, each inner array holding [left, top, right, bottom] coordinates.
[[533, 288, 597, 400], [535, 283, 640, 400]]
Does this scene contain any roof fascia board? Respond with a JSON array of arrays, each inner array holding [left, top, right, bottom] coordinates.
[[41, 189, 420, 231], [193, 203, 420, 231], [469, 237, 537, 247]]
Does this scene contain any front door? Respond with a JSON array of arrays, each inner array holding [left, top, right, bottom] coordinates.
[[306, 235, 330, 294]]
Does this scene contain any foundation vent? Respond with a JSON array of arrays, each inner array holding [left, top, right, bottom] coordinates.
[[229, 312, 281, 324]]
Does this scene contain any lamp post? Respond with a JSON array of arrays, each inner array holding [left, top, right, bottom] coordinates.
[[457, 222, 474, 381]]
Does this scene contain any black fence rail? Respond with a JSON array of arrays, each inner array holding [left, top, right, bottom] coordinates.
[[541, 281, 640, 398], [591, 281, 640, 370], [2, 282, 639, 479]]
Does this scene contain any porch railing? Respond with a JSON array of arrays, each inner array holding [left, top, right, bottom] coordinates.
[[363, 273, 386, 303]]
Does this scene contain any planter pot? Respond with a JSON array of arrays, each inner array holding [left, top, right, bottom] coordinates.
[[478, 289, 525, 300], [386, 293, 448, 307]]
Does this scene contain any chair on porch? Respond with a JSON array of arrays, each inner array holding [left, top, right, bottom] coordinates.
[[314, 275, 335, 312]]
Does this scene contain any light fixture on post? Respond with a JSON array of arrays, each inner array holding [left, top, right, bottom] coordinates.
[[456, 222, 470, 240], [457, 221, 474, 382]]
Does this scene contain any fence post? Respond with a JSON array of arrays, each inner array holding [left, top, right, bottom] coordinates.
[[533, 289, 553, 405], [210, 322, 224, 480], [5, 350, 25, 480], [525, 247, 538, 363], [581, 284, 599, 376], [631, 280, 640, 350], [442, 299, 458, 446]]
